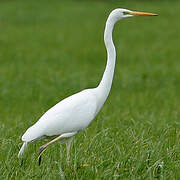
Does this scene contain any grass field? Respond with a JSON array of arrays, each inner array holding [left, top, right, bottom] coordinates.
[[0, 0, 180, 179]]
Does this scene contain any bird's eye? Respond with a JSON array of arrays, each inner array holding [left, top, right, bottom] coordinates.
[[123, 12, 130, 15]]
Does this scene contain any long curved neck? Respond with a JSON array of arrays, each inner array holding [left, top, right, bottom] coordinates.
[[94, 15, 117, 111]]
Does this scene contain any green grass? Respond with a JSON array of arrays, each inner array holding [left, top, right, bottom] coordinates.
[[0, 0, 180, 179]]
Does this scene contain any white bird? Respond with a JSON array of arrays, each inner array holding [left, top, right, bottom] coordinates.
[[18, 8, 157, 165]]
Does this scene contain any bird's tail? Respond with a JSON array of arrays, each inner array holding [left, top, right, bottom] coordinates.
[[18, 142, 28, 158]]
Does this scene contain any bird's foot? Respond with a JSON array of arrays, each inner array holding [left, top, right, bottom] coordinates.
[[38, 145, 46, 166]]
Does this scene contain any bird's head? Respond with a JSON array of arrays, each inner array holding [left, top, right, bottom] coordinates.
[[109, 8, 158, 22]]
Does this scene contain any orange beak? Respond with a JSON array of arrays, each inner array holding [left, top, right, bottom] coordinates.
[[130, 11, 158, 16]]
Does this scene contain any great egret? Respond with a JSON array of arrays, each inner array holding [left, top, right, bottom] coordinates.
[[18, 8, 157, 165]]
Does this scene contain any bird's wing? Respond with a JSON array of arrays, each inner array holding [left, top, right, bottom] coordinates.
[[22, 89, 98, 142]]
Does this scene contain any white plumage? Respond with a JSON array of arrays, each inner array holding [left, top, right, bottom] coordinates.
[[22, 89, 97, 142], [18, 8, 157, 164]]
